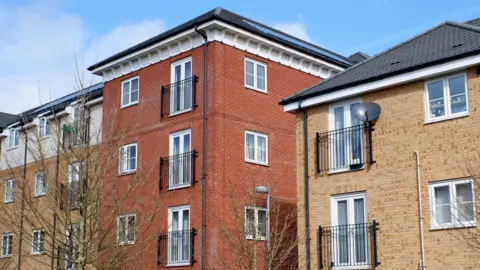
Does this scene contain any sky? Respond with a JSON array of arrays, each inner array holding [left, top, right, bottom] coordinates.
[[0, 0, 479, 114]]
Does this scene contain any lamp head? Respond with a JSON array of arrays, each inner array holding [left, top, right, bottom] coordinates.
[[255, 186, 269, 194]]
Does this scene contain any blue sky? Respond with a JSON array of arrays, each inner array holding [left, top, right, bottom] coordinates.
[[1, 0, 480, 113]]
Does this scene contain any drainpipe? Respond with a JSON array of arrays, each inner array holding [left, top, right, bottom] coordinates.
[[50, 117, 61, 270], [300, 100, 311, 270], [415, 151, 426, 270], [17, 128, 28, 270], [194, 25, 208, 270]]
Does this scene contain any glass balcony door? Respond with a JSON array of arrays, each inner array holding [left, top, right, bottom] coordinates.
[[171, 58, 192, 114], [168, 206, 190, 265], [169, 130, 191, 188]]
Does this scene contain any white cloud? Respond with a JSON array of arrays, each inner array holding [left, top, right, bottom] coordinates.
[[272, 22, 313, 43], [0, 1, 166, 114]]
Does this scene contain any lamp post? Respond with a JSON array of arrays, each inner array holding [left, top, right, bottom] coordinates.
[[255, 186, 270, 270]]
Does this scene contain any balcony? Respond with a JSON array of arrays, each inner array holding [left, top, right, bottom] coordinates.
[[60, 182, 80, 210], [161, 76, 198, 117], [159, 151, 197, 190], [63, 120, 89, 149], [316, 124, 374, 174], [318, 221, 380, 269], [157, 229, 197, 267]]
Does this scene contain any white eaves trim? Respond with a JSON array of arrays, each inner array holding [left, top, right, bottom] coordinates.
[[284, 53, 480, 112], [85, 97, 103, 107]]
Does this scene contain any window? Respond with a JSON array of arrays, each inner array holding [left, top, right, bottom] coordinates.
[[430, 178, 476, 229], [5, 179, 16, 203], [168, 205, 190, 265], [119, 143, 137, 174], [331, 192, 368, 266], [245, 206, 267, 240], [425, 73, 468, 122], [66, 224, 79, 269], [35, 172, 47, 196], [171, 57, 193, 114], [39, 118, 51, 138], [169, 130, 192, 188], [32, 230, 45, 254], [8, 128, 19, 149], [68, 163, 80, 208], [245, 131, 268, 165], [328, 99, 364, 172], [245, 58, 267, 92], [1, 233, 13, 257], [121, 76, 139, 107], [117, 213, 136, 245]]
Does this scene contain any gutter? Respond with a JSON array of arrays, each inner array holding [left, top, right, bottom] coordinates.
[[300, 100, 311, 270], [194, 25, 208, 270]]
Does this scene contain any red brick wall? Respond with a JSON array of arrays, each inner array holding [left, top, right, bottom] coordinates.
[[100, 41, 320, 269]]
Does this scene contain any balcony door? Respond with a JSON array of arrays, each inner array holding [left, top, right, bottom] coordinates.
[[169, 130, 191, 188], [328, 99, 364, 171], [168, 206, 190, 265], [331, 193, 368, 267], [171, 57, 192, 114]]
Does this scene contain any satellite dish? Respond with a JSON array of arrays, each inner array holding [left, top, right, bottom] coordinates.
[[352, 102, 381, 122]]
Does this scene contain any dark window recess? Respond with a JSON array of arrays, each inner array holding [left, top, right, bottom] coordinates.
[[316, 124, 375, 174], [63, 119, 89, 150], [161, 75, 198, 117], [157, 229, 197, 267], [159, 150, 197, 191], [60, 181, 81, 210], [318, 221, 380, 269]]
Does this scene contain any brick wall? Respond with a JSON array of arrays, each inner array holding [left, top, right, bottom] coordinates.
[[296, 67, 480, 270]]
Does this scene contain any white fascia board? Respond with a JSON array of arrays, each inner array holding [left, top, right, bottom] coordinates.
[[85, 97, 103, 107], [284, 53, 480, 112]]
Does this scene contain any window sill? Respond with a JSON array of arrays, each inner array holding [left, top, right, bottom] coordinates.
[[430, 223, 477, 231], [0, 255, 12, 259], [118, 241, 135, 246], [118, 171, 136, 177], [168, 184, 192, 191], [34, 194, 47, 198], [424, 112, 469, 124], [246, 236, 266, 241], [4, 200, 14, 204], [245, 160, 269, 167], [245, 85, 268, 94], [7, 146, 18, 151], [169, 108, 192, 117], [328, 166, 365, 175], [39, 135, 51, 141], [166, 262, 191, 267], [121, 101, 139, 109], [31, 252, 44, 256], [331, 266, 371, 270]]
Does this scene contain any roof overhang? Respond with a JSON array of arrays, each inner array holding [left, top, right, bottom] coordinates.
[[91, 19, 344, 82], [283, 53, 480, 112]]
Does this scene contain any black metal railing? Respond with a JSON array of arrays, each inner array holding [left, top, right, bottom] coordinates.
[[60, 182, 80, 210], [318, 221, 380, 269], [159, 150, 197, 190], [316, 124, 375, 173], [161, 75, 198, 117], [158, 229, 197, 267], [63, 120, 89, 149]]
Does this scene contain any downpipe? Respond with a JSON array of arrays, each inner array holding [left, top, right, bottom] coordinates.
[[415, 151, 426, 270], [301, 100, 311, 270]]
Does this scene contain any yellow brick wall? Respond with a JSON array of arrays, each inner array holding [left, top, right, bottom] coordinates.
[[296, 67, 480, 270]]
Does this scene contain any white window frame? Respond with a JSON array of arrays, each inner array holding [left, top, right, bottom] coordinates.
[[119, 143, 138, 175], [424, 72, 469, 123], [244, 130, 268, 165], [328, 98, 365, 173], [170, 57, 193, 115], [121, 76, 140, 108], [167, 205, 191, 266], [5, 179, 16, 203], [244, 205, 267, 240], [244, 57, 268, 93], [1, 233, 13, 258], [39, 117, 51, 138], [429, 178, 476, 229], [8, 128, 20, 149], [32, 229, 45, 255], [117, 213, 136, 245], [65, 223, 79, 269], [168, 129, 192, 189], [330, 192, 368, 268], [35, 172, 47, 197]]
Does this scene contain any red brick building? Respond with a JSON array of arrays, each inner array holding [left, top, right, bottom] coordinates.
[[88, 7, 352, 269]]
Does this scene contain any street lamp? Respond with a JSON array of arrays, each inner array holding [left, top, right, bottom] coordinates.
[[255, 186, 270, 270]]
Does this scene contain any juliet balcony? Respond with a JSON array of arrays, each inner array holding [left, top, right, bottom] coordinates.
[[62, 120, 89, 150], [160, 76, 198, 117], [157, 229, 197, 267], [159, 150, 197, 191]]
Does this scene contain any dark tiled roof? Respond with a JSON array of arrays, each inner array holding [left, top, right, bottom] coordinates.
[[466, 18, 480, 27], [88, 7, 353, 71], [0, 112, 18, 129], [2, 83, 103, 128], [348, 52, 370, 64], [281, 21, 480, 105]]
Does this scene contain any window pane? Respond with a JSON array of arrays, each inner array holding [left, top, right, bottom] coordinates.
[[449, 76, 467, 114], [183, 134, 191, 153], [354, 199, 365, 223], [257, 136, 266, 163], [456, 183, 475, 222], [257, 77, 265, 90], [427, 81, 445, 118], [120, 148, 126, 172], [435, 186, 452, 224], [45, 120, 51, 136], [245, 61, 254, 87], [246, 133, 255, 160], [128, 145, 136, 170], [185, 61, 192, 78], [258, 210, 267, 237], [127, 216, 135, 241], [122, 81, 130, 105], [172, 212, 179, 231], [246, 208, 255, 236], [183, 210, 190, 230], [337, 200, 348, 225], [337, 200, 349, 264], [257, 65, 266, 90]]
